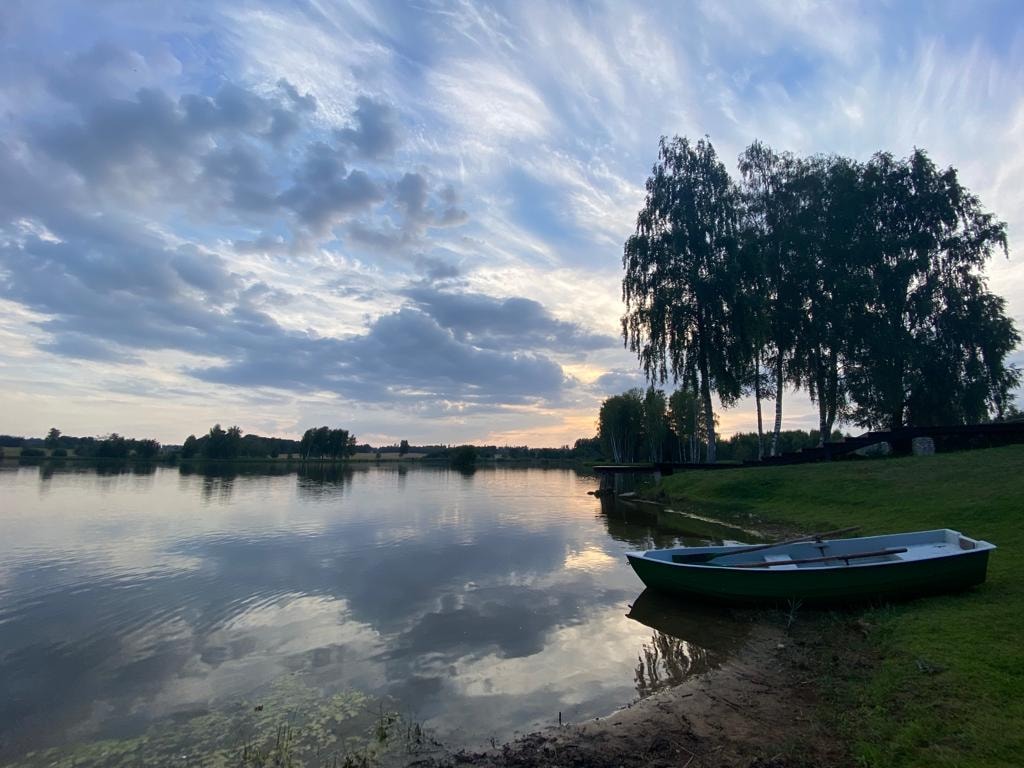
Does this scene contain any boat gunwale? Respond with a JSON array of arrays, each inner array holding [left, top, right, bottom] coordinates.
[[625, 529, 996, 574]]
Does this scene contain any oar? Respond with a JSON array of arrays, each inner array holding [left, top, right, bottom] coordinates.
[[729, 547, 907, 568], [671, 525, 861, 564]]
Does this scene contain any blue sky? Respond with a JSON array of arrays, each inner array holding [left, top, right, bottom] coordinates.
[[1, 0, 1022, 446]]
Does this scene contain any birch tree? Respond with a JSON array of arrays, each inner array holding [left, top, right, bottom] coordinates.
[[622, 136, 742, 463]]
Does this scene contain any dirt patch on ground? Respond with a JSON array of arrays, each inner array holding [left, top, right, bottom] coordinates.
[[405, 622, 848, 768]]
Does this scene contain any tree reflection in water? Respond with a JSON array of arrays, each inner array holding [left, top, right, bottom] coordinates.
[[627, 589, 750, 699], [634, 631, 714, 697], [296, 462, 356, 500]]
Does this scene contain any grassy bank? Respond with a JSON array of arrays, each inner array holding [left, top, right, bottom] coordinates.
[[655, 445, 1024, 768]]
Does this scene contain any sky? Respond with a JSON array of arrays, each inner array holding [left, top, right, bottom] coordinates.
[[1, 0, 1023, 447]]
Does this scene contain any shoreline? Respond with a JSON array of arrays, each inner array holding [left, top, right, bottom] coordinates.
[[634, 447, 1023, 767], [411, 618, 846, 768], [0, 454, 588, 468]]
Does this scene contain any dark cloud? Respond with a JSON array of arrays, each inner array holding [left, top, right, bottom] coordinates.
[[267, 107, 301, 145], [0, 143, 549, 410], [0, 157, 246, 363], [40, 86, 199, 185], [347, 176, 470, 252], [417, 256, 461, 281], [269, 79, 318, 145], [193, 307, 567, 406], [437, 205, 470, 227], [403, 286, 617, 354], [349, 307, 566, 402], [231, 233, 290, 255], [46, 41, 182, 107], [200, 144, 278, 212], [437, 184, 469, 227], [396, 174, 468, 230], [348, 220, 406, 250], [20, 69, 452, 258], [36, 78, 320, 214], [3, 221, 200, 307], [240, 281, 295, 307], [337, 95, 399, 159], [0, 67, 539, 413], [277, 78, 318, 113], [395, 171, 428, 222], [37, 332, 143, 364], [181, 82, 280, 135], [592, 369, 647, 395], [26, 75, 402, 238], [170, 246, 237, 296], [278, 142, 382, 231]]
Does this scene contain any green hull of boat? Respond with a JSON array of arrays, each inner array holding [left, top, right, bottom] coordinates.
[[627, 530, 993, 604]]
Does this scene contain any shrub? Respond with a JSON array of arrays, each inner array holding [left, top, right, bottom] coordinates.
[[450, 444, 478, 470]]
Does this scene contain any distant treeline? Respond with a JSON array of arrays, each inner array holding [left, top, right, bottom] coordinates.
[[179, 425, 456, 460], [6, 425, 422, 461], [2, 425, 838, 465], [298, 426, 356, 460], [1, 428, 161, 459], [181, 425, 296, 460], [3, 425, 581, 462], [423, 444, 590, 461]]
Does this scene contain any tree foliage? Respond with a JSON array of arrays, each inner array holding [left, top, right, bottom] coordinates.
[[599, 386, 715, 464], [134, 439, 161, 459], [181, 435, 199, 458], [667, 387, 716, 462], [299, 426, 356, 460], [202, 424, 242, 460], [449, 444, 478, 470], [846, 150, 1019, 428], [622, 136, 1019, 460], [598, 388, 645, 463], [737, 141, 798, 456], [622, 136, 742, 463], [642, 387, 668, 462], [95, 433, 129, 459]]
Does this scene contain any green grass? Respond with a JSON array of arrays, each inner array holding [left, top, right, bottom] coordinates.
[[657, 445, 1024, 768]]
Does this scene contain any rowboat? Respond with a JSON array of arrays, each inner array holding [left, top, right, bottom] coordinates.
[[626, 529, 995, 604]]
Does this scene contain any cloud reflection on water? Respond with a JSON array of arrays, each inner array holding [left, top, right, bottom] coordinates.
[[0, 463, 750, 761]]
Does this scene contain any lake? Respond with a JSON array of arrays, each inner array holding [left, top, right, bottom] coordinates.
[[0, 461, 752, 766]]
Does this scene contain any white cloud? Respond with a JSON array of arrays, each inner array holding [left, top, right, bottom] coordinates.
[[428, 58, 553, 145], [0, 0, 1022, 445]]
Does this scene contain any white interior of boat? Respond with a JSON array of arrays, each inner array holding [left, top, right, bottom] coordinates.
[[640, 529, 995, 570]]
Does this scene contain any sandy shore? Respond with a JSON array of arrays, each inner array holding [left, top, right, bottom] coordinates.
[[406, 621, 846, 768]]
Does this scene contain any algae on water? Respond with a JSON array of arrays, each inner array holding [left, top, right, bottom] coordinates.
[[9, 677, 414, 768]]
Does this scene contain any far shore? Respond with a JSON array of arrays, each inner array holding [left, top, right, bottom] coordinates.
[[0, 448, 588, 468]]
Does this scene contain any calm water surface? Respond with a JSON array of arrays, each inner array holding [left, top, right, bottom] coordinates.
[[0, 462, 752, 765]]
